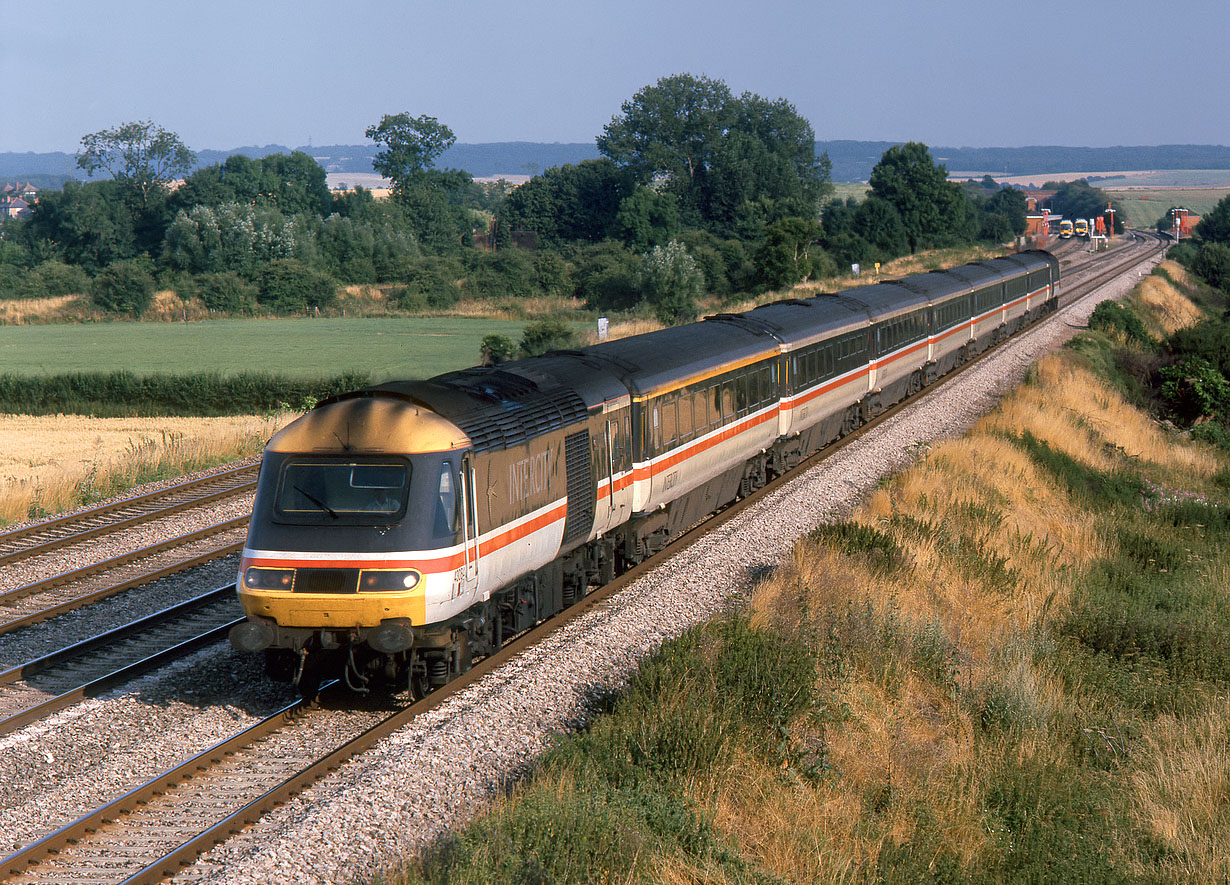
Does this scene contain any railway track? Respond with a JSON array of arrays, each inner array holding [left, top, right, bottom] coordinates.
[[0, 586, 240, 738], [0, 233, 1167, 885], [0, 463, 256, 568], [0, 516, 248, 637]]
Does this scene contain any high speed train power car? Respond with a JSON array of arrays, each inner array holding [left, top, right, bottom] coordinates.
[[229, 250, 1059, 695]]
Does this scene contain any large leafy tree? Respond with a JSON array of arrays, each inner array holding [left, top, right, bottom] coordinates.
[[598, 74, 830, 235], [1196, 194, 1230, 244], [365, 113, 476, 251], [366, 113, 456, 194], [1045, 179, 1123, 234], [497, 159, 633, 246], [76, 120, 196, 210], [868, 142, 968, 254], [26, 180, 137, 272], [173, 151, 331, 216]]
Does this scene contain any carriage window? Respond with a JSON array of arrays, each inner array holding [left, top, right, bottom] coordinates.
[[721, 382, 735, 421], [736, 374, 750, 416], [678, 394, 693, 441], [662, 396, 677, 446]]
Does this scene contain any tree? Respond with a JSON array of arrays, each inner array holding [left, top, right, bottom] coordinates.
[[598, 73, 734, 196], [754, 217, 821, 292], [868, 142, 968, 253], [984, 187, 1028, 236], [366, 113, 456, 193], [1196, 195, 1230, 244], [77, 121, 195, 210], [256, 259, 337, 314], [852, 196, 908, 258], [1048, 180, 1122, 234], [598, 74, 830, 233], [496, 159, 633, 246], [173, 151, 331, 217], [640, 240, 703, 324], [161, 202, 301, 275], [615, 186, 681, 251], [573, 241, 643, 311], [1192, 242, 1230, 292], [27, 180, 137, 272]]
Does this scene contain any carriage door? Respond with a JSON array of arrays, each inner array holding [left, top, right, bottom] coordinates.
[[457, 455, 481, 597]]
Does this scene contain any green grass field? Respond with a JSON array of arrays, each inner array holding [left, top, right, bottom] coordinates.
[[1106, 187, 1230, 228], [829, 181, 869, 202], [0, 316, 531, 381]]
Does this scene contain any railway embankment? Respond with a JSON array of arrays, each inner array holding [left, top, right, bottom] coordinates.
[[375, 260, 1230, 882]]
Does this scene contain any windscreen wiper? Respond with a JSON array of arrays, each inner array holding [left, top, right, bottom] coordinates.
[[294, 484, 339, 519]]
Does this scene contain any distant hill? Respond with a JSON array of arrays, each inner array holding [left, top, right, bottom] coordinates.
[[5, 141, 1230, 186], [819, 142, 1230, 182]]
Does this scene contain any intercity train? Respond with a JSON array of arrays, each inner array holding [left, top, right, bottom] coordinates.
[[229, 250, 1060, 695]]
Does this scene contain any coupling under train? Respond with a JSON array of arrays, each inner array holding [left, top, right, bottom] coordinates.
[[230, 249, 1060, 694]]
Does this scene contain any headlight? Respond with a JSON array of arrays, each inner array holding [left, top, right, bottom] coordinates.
[[359, 569, 421, 591], [243, 567, 295, 590]]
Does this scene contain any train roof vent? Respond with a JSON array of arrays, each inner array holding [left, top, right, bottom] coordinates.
[[452, 386, 589, 452], [438, 368, 539, 403]]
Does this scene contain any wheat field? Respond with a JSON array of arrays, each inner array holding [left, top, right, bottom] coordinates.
[[0, 413, 292, 521]]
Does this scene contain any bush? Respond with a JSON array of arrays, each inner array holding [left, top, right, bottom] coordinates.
[[1088, 299, 1152, 345], [255, 258, 337, 314], [520, 318, 577, 357], [193, 272, 256, 313], [480, 334, 517, 365], [91, 261, 155, 316], [464, 249, 536, 300], [0, 265, 27, 300], [1158, 356, 1230, 422], [0, 370, 370, 416], [1166, 317, 1230, 376], [1192, 242, 1230, 292], [394, 256, 463, 310], [573, 241, 641, 311], [29, 260, 89, 297], [532, 250, 569, 298], [640, 240, 701, 325]]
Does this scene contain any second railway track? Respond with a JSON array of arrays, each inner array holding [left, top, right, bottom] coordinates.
[[0, 463, 257, 567]]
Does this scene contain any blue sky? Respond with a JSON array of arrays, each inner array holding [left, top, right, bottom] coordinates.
[[2, 0, 1226, 153]]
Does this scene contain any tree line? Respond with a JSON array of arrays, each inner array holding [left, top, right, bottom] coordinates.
[[0, 75, 1032, 326]]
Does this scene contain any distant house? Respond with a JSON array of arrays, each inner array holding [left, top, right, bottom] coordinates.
[[1, 181, 39, 200], [0, 196, 31, 219]]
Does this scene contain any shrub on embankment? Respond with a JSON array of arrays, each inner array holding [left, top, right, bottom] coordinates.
[[385, 262, 1230, 882], [0, 370, 370, 416]]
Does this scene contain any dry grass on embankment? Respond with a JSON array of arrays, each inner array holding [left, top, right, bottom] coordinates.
[[736, 352, 1223, 879], [0, 413, 293, 522]]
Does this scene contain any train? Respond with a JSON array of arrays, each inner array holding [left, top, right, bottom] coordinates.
[[1059, 220, 1074, 239], [229, 250, 1061, 695], [1074, 218, 1089, 238]]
